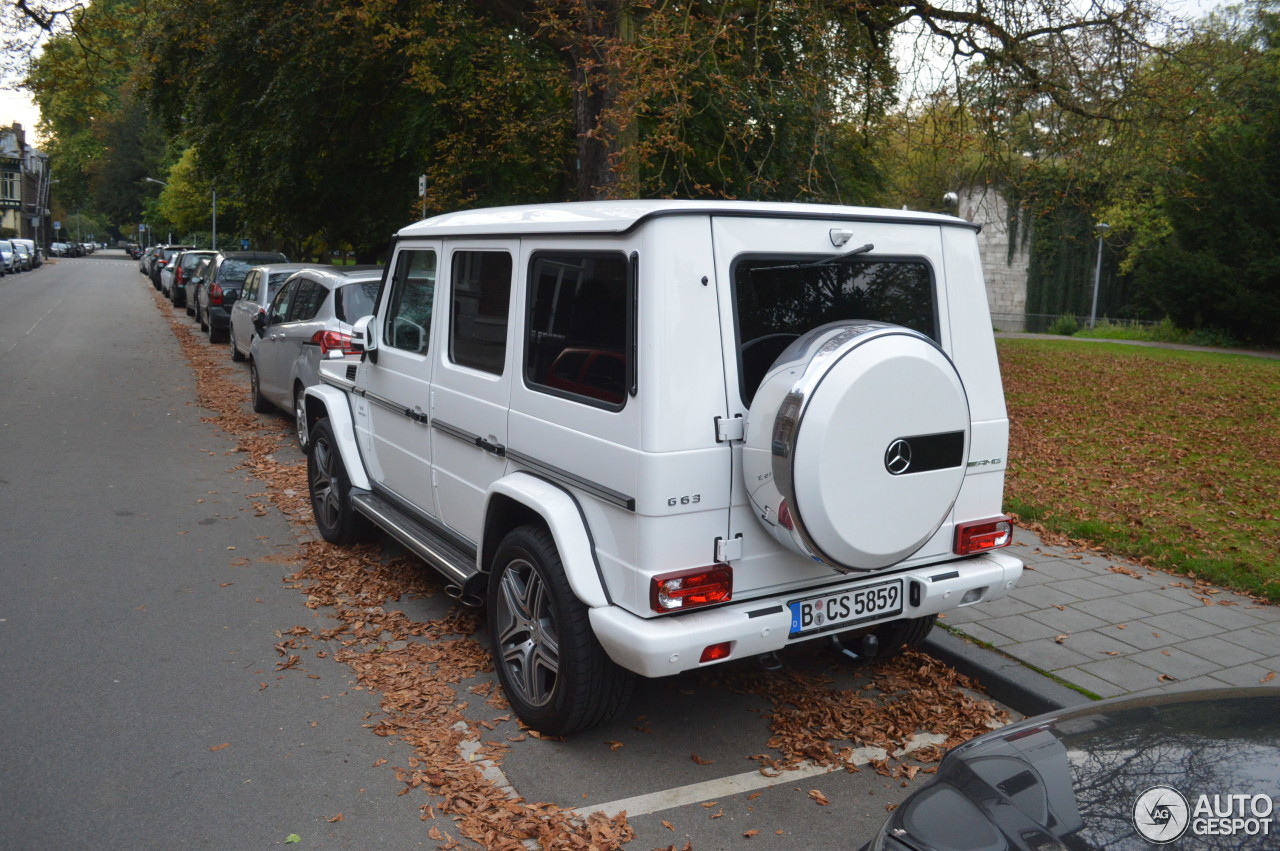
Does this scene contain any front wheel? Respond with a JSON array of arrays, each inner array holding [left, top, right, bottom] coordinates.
[[249, 361, 272, 413], [488, 526, 632, 736], [307, 418, 371, 545]]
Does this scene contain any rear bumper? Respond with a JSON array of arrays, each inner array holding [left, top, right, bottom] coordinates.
[[590, 551, 1022, 678]]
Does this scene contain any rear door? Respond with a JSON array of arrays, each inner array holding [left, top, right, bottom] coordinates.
[[709, 215, 951, 585], [429, 242, 517, 544]]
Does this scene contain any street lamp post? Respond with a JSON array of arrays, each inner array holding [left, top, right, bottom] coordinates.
[[1088, 222, 1110, 329]]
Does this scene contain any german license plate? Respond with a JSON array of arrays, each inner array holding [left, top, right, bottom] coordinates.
[[788, 578, 904, 637]]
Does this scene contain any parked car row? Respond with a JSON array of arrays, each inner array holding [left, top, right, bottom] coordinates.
[[0, 238, 45, 274], [146, 245, 383, 448], [49, 241, 100, 257]]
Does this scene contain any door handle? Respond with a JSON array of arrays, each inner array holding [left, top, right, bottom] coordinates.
[[476, 437, 506, 457]]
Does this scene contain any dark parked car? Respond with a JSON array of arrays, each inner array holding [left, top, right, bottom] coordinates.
[[150, 245, 195, 290], [192, 250, 289, 344], [167, 249, 216, 306], [863, 687, 1280, 851]]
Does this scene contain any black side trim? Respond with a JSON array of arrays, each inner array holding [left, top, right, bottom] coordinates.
[[505, 448, 636, 511], [929, 570, 960, 583], [747, 605, 784, 619]]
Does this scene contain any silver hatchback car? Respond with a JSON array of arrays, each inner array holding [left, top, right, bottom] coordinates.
[[229, 263, 328, 362], [249, 266, 381, 447]]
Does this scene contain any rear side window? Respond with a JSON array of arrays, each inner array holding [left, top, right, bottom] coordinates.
[[733, 256, 937, 405], [337, 281, 379, 322], [449, 251, 511, 375], [524, 251, 631, 408]]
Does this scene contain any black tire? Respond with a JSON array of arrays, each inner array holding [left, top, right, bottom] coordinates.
[[229, 326, 245, 361], [249, 360, 273, 413], [198, 307, 208, 331], [307, 418, 372, 545], [293, 385, 309, 451], [488, 526, 633, 736], [830, 614, 937, 666]]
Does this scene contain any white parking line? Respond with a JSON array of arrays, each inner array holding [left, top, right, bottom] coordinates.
[[571, 732, 948, 819]]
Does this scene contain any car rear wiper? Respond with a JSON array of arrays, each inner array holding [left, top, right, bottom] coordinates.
[[753, 243, 874, 273]]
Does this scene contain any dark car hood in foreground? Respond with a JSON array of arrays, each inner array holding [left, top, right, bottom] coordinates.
[[878, 687, 1280, 851]]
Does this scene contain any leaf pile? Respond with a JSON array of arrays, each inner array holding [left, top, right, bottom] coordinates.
[[156, 286, 1010, 847], [705, 650, 1006, 774], [1000, 340, 1280, 600]]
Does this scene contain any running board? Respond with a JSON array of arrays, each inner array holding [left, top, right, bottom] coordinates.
[[349, 491, 485, 602]]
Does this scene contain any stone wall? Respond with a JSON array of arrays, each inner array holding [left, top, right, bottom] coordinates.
[[956, 186, 1029, 332]]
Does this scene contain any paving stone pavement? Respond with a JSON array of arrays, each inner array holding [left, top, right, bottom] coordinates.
[[941, 527, 1280, 700]]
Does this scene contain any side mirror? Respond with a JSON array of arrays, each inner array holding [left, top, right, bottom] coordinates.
[[252, 313, 266, 335], [352, 314, 377, 362]]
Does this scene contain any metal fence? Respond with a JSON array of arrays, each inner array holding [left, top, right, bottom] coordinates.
[[990, 313, 1160, 334]]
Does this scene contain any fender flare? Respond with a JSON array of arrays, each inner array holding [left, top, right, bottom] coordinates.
[[485, 473, 610, 609], [302, 384, 371, 491]]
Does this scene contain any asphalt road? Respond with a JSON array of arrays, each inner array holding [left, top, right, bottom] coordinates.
[[0, 253, 950, 850]]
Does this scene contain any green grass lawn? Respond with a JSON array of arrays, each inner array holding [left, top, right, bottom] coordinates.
[[998, 339, 1280, 601]]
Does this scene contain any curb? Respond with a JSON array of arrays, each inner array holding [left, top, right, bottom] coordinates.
[[923, 629, 1094, 716]]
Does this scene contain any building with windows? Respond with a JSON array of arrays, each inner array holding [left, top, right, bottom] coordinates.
[[0, 122, 51, 247]]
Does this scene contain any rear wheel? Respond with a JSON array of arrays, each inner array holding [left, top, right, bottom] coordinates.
[[488, 526, 632, 736], [293, 385, 309, 450], [307, 418, 371, 545], [229, 325, 245, 361]]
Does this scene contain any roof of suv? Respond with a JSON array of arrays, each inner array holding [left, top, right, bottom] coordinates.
[[399, 200, 977, 239]]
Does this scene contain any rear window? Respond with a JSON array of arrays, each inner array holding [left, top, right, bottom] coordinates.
[[217, 259, 254, 283], [732, 256, 937, 405]]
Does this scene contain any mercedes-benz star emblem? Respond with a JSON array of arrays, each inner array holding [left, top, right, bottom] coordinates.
[[885, 439, 913, 475]]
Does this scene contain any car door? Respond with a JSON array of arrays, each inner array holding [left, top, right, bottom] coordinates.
[[356, 245, 441, 521], [278, 278, 329, 398], [256, 277, 302, 405], [233, 270, 260, 351], [429, 242, 516, 544]]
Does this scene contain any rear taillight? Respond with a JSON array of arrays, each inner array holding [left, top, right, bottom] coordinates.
[[954, 517, 1013, 555], [650, 566, 732, 613], [208, 282, 223, 306], [312, 330, 356, 355], [175, 267, 185, 285]]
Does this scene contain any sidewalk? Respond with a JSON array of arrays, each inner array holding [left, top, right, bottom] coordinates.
[[925, 526, 1280, 712]]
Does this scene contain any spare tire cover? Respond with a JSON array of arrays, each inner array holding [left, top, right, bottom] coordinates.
[[743, 321, 970, 572]]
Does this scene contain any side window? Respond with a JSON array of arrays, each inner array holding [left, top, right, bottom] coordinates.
[[525, 252, 631, 408], [383, 249, 437, 354], [289, 280, 325, 322], [242, 272, 258, 302], [269, 278, 300, 323], [449, 251, 511, 374]]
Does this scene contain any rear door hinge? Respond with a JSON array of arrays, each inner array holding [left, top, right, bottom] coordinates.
[[715, 534, 743, 563], [715, 415, 745, 443]]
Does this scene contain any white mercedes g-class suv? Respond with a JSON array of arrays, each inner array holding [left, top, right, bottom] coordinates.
[[302, 200, 1022, 735]]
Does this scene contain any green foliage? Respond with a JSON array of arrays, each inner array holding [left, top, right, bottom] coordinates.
[[1046, 315, 1079, 336], [1129, 8, 1280, 346]]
